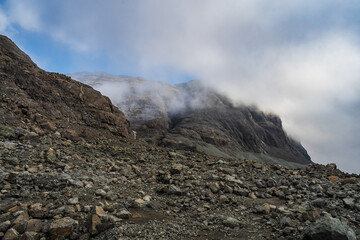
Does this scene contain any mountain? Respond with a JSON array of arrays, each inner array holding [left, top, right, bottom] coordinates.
[[0, 36, 132, 142], [70, 72, 311, 167], [1, 35, 359, 240]]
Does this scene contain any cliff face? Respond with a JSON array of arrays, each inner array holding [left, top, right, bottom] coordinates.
[[72, 72, 311, 166], [0, 35, 132, 142]]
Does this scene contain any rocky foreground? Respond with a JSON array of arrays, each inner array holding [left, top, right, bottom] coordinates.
[[0, 130, 359, 239]]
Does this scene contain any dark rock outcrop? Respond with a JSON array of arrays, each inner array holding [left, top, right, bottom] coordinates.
[[72, 72, 311, 166], [0, 35, 132, 142]]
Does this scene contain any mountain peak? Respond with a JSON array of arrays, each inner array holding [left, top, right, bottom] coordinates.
[[72, 72, 311, 166], [0, 35, 36, 67]]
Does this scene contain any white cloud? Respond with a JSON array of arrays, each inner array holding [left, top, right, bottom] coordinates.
[[0, 9, 9, 32], [7, 0, 42, 31]]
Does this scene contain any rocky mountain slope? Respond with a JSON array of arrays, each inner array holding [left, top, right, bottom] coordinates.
[[1, 35, 359, 240], [0, 36, 132, 143], [1, 135, 359, 240], [71, 72, 311, 167]]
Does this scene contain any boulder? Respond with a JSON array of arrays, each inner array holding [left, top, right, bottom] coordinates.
[[303, 217, 356, 240], [223, 217, 241, 228], [49, 217, 78, 240]]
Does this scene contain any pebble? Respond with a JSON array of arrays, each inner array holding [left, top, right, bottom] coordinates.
[[95, 189, 107, 197], [68, 197, 79, 205], [0, 220, 11, 232], [223, 217, 241, 228]]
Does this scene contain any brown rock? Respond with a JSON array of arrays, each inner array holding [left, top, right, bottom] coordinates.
[[40, 121, 56, 131], [26, 219, 42, 232], [328, 176, 339, 183], [29, 203, 43, 218], [302, 208, 320, 222], [49, 217, 78, 240], [64, 205, 76, 214], [326, 163, 337, 169], [343, 178, 357, 184], [91, 214, 101, 233], [133, 199, 146, 208], [7, 205, 21, 213], [209, 182, 220, 193], [3, 228, 19, 240], [261, 203, 271, 214], [131, 213, 142, 218], [170, 164, 183, 174], [219, 195, 229, 204], [95, 206, 107, 217], [46, 149, 57, 162], [250, 192, 257, 199], [23, 132, 40, 141], [64, 129, 80, 141], [253, 162, 263, 169], [223, 217, 241, 228], [27, 167, 38, 173], [20, 231, 38, 240], [13, 214, 29, 234]]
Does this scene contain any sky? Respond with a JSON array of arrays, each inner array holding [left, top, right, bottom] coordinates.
[[0, 0, 360, 173]]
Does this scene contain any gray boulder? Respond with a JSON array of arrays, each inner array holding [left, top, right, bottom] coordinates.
[[303, 217, 356, 240]]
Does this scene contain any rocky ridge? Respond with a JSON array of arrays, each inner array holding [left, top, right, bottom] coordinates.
[[70, 73, 311, 167], [0, 35, 132, 143]]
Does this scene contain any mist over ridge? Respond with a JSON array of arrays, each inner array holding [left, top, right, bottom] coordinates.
[[70, 69, 359, 174], [70, 72, 277, 124], [70, 72, 311, 168]]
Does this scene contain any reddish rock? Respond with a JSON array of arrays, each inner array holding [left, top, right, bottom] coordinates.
[[328, 176, 339, 183]]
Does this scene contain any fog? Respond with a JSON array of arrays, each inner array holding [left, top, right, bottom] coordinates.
[[2, 0, 360, 173], [70, 73, 227, 121]]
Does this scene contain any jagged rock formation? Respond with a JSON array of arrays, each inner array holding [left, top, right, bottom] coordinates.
[[71, 72, 311, 166], [0, 35, 132, 142]]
